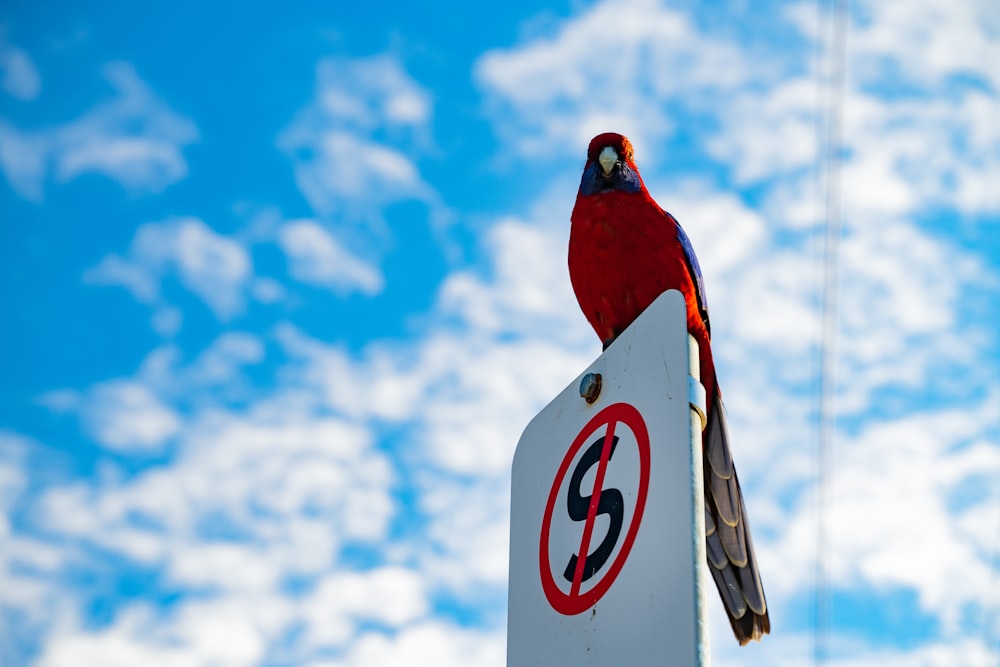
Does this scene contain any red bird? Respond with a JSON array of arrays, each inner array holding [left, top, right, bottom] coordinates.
[[569, 132, 769, 645]]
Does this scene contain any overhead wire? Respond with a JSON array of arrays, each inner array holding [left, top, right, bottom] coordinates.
[[814, 0, 848, 664]]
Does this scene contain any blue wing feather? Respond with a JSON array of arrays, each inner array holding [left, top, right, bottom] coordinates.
[[670, 213, 711, 334]]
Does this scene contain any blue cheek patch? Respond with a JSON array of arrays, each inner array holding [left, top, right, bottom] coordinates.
[[577, 162, 643, 196]]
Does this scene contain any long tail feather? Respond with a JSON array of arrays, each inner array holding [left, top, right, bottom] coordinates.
[[703, 389, 770, 645]]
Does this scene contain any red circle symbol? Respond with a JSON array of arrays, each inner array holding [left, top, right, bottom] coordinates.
[[539, 402, 651, 615]]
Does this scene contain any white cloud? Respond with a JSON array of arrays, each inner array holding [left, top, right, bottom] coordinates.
[[313, 55, 430, 130], [850, 0, 1000, 92], [300, 567, 429, 649], [151, 305, 183, 337], [705, 77, 820, 184], [0, 433, 29, 552], [274, 212, 593, 470], [278, 219, 383, 295], [167, 543, 283, 592], [833, 89, 1000, 217], [709, 631, 1000, 667], [0, 119, 46, 199], [171, 220, 253, 317], [0, 61, 196, 200], [180, 331, 264, 389], [475, 0, 754, 163], [435, 198, 590, 344], [831, 404, 1000, 620], [85, 217, 253, 322], [250, 276, 285, 304], [36, 602, 270, 667], [0, 434, 79, 663], [37, 378, 183, 455], [415, 474, 511, 595], [279, 54, 435, 225], [0, 31, 40, 100], [327, 622, 504, 667], [81, 380, 182, 452], [36, 382, 394, 563], [85, 253, 161, 303], [19, 372, 408, 664], [721, 3, 1000, 219], [57, 62, 196, 190]]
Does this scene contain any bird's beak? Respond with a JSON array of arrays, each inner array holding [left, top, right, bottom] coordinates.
[[598, 146, 618, 176]]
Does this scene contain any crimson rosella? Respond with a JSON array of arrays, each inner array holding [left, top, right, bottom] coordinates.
[[568, 132, 770, 645]]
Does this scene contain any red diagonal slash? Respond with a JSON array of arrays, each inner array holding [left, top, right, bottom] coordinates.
[[569, 418, 618, 596]]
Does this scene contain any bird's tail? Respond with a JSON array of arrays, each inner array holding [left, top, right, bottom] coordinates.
[[703, 389, 770, 645]]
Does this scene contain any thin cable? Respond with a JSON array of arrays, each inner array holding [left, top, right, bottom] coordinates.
[[810, 10, 829, 661], [814, 0, 848, 664]]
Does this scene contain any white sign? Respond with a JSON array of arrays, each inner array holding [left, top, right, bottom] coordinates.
[[508, 290, 709, 667]]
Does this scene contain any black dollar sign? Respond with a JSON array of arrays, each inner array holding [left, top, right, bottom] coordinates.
[[563, 434, 624, 583]]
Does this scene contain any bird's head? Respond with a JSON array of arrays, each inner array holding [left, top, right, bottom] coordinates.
[[578, 132, 644, 196]]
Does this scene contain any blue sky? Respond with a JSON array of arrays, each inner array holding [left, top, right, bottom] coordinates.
[[2, 1, 999, 665]]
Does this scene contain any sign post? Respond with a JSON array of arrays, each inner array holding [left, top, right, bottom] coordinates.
[[508, 290, 710, 666]]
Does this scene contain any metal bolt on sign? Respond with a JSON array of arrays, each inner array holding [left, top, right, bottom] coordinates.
[[579, 372, 602, 404]]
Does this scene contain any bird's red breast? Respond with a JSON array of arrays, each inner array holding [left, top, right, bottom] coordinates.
[[569, 137, 716, 399]]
